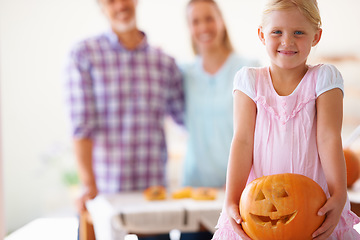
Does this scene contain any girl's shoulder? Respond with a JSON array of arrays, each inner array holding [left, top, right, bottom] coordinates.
[[233, 66, 267, 100], [234, 66, 268, 84], [236, 66, 265, 75], [311, 63, 342, 76], [312, 64, 344, 98]]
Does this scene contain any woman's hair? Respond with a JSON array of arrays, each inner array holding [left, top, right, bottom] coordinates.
[[261, 0, 322, 29], [187, 0, 233, 55]]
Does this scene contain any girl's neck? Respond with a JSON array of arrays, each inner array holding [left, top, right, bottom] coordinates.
[[269, 63, 309, 96], [200, 47, 231, 75]]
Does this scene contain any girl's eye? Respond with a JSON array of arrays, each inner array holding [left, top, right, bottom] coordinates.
[[294, 31, 304, 35], [272, 30, 282, 34]]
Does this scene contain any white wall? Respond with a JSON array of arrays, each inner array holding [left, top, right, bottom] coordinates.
[[0, 0, 108, 233], [0, 0, 360, 233], [0, 75, 4, 240]]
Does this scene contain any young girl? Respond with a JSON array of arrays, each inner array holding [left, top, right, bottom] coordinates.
[[212, 0, 360, 239]]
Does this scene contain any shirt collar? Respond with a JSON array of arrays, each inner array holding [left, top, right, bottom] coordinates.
[[105, 28, 149, 51]]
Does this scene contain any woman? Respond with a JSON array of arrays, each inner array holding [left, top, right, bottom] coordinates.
[[181, 0, 258, 188]]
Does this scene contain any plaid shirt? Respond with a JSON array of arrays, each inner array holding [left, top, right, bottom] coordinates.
[[64, 30, 184, 193]]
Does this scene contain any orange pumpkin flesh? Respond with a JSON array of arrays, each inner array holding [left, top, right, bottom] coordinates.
[[240, 173, 326, 240], [344, 148, 360, 187]]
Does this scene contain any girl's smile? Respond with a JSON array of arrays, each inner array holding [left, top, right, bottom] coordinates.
[[277, 50, 298, 56]]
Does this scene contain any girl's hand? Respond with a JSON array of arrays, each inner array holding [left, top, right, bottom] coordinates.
[[227, 204, 252, 240], [312, 196, 344, 239]]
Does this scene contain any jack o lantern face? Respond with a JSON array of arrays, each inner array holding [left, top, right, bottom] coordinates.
[[240, 174, 326, 240], [249, 184, 297, 228]]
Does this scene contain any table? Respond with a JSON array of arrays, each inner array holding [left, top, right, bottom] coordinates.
[[86, 189, 224, 240], [5, 218, 78, 240]]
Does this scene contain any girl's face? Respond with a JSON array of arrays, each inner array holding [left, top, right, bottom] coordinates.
[[258, 7, 322, 71], [99, 0, 137, 33], [187, 1, 225, 53]]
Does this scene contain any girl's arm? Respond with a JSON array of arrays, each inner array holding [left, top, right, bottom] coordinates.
[[225, 90, 256, 239], [313, 88, 347, 240]]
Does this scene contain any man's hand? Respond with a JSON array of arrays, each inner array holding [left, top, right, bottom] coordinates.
[[76, 183, 98, 213]]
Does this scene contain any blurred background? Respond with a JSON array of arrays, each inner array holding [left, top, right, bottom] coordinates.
[[0, 0, 360, 236]]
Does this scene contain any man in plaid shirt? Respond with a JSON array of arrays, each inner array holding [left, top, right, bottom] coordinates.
[[64, 0, 184, 213]]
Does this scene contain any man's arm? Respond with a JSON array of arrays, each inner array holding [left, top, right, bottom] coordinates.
[[166, 59, 185, 125], [73, 138, 98, 213], [64, 43, 98, 213]]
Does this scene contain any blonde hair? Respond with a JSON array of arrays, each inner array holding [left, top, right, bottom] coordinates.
[[261, 0, 322, 29], [187, 0, 233, 55]]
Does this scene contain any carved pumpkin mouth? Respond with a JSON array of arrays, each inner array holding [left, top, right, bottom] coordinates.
[[250, 211, 297, 227]]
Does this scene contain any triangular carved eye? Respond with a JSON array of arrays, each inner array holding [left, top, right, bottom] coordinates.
[[275, 188, 289, 198], [255, 190, 266, 201]]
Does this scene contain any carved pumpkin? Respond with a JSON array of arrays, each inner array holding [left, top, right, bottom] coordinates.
[[344, 148, 360, 187], [240, 173, 326, 240]]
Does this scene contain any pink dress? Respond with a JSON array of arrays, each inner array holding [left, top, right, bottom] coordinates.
[[212, 64, 360, 239]]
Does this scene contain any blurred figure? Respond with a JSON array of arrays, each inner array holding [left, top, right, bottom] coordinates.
[[64, 0, 184, 215], [181, 0, 258, 187]]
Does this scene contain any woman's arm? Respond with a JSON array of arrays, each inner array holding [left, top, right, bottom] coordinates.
[[313, 88, 347, 239], [225, 90, 256, 239]]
